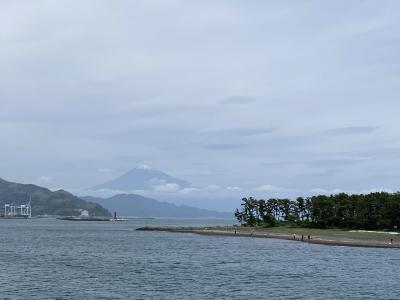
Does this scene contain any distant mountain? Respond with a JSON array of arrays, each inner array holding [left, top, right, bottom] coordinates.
[[0, 178, 110, 216], [83, 194, 233, 218], [93, 166, 191, 191]]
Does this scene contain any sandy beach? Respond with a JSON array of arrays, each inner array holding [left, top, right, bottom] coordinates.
[[137, 226, 400, 248]]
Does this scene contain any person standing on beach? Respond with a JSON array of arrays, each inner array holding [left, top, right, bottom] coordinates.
[[293, 233, 296, 240]]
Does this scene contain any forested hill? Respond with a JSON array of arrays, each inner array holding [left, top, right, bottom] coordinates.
[[0, 178, 110, 216], [235, 192, 400, 230]]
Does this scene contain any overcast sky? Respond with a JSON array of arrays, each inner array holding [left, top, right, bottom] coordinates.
[[1, 1, 400, 209]]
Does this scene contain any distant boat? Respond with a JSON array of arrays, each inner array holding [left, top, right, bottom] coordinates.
[[57, 216, 110, 221], [57, 210, 128, 222], [57, 209, 110, 221]]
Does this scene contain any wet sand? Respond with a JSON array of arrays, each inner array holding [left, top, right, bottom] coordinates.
[[136, 226, 400, 248]]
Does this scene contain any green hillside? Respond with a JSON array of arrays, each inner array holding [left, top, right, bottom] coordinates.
[[0, 178, 110, 217]]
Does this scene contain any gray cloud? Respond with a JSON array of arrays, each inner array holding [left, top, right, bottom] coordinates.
[[322, 126, 379, 136], [204, 143, 245, 151], [219, 95, 256, 105], [201, 127, 274, 138], [0, 1, 400, 210], [308, 157, 372, 168]]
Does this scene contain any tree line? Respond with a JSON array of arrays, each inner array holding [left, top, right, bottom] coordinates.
[[234, 192, 400, 230]]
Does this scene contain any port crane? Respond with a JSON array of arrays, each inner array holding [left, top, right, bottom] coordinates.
[[3, 196, 32, 218]]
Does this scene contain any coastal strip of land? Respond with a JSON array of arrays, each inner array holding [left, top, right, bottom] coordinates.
[[136, 226, 400, 248]]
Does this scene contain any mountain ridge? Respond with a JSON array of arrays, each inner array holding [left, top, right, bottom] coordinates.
[[0, 178, 111, 216], [83, 193, 233, 218], [92, 167, 191, 192]]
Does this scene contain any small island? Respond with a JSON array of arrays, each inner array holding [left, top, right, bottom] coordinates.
[[138, 192, 400, 248]]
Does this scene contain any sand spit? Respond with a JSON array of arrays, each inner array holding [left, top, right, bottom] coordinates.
[[137, 226, 400, 249]]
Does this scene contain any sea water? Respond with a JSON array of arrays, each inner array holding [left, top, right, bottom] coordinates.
[[0, 218, 399, 299]]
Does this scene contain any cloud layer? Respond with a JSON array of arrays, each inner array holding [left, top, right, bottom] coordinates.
[[1, 1, 400, 210]]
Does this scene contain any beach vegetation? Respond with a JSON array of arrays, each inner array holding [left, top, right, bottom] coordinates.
[[235, 192, 400, 230]]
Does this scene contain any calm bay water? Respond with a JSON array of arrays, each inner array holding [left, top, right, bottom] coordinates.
[[0, 218, 399, 299]]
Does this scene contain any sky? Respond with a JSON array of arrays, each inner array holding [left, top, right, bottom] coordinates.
[[1, 0, 400, 210]]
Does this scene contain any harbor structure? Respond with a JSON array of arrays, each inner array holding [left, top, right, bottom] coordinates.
[[1, 197, 32, 219]]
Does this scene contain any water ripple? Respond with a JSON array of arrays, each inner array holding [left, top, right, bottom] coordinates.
[[0, 219, 399, 299]]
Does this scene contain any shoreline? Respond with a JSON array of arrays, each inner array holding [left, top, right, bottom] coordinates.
[[136, 226, 400, 249]]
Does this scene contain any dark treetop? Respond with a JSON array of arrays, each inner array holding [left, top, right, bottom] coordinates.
[[235, 192, 400, 230]]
